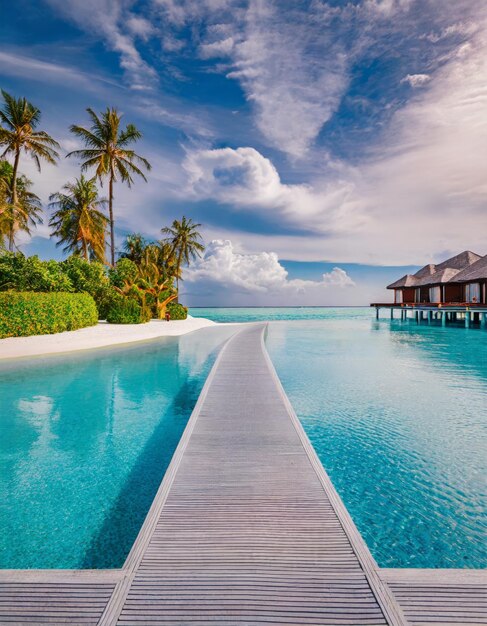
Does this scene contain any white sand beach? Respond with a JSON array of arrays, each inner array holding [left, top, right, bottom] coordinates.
[[0, 316, 217, 360]]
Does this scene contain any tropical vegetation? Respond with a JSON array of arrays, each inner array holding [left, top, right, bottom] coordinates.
[[67, 107, 151, 265], [0, 90, 205, 336], [49, 175, 108, 262], [162, 217, 204, 292], [0, 291, 97, 339], [0, 91, 59, 250], [0, 160, 42, 250]]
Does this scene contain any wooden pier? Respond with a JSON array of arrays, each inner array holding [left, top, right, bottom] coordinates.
[[1, 324, 486, 625], [371, 303, 487, 328]]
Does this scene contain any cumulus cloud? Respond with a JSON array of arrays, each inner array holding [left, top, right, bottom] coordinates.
[[182, 146, 364, 232], [182, 21, 487, 266], [185, 239, 354, 298]]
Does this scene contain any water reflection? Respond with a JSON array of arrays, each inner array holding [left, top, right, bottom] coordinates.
[[0, 326, 236, 568]]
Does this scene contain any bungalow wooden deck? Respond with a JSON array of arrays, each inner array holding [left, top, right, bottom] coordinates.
[[1, 324, 485, 625]]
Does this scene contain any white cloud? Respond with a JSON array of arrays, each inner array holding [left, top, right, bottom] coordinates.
[[126, 15, 156, 40], [401, 73, 431, 87], [225, 2, 348, 158], [0, 51, 122, 92], [184, 239, 355, 300], [363, 0, 414, 17], [182, 21, 487, 266], [200, 36, 235, 58], [182, 146, 364, 232], [44, 0, 157, 90], [422, 21, 478, 43]]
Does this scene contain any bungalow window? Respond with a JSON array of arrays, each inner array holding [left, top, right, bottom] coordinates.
[[465, 283, 481, 302], [429, 286, 441, 303]]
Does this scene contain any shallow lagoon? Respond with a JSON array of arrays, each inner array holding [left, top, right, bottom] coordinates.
[[0, 326, 235, 568], [1, 308, 486, 569], [194, 307, 487, 568]]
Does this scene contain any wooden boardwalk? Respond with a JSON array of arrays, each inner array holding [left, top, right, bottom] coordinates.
[[1, 324, 486, 625]]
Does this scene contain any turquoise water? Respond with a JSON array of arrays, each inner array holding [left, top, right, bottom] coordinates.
[[0, 326, 235, 569], [2, 308, 486, 570], [190, 306, 369, 323], [191, 308, 487, 568]]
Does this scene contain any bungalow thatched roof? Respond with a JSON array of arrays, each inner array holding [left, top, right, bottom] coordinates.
[[450, 255, 487, 282], [387, 274, 418, 289], [387, 251, 483, 290]]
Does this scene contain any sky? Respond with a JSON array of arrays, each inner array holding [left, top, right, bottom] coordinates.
[[0, 0, 486, 306]]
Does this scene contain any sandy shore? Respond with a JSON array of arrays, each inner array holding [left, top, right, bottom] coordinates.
[[0, 316, 217, 360]]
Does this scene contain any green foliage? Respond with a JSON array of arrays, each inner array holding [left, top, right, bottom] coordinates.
[[61, 256, 107, 293], [120, 233, 147, 264], [0, 291, 97, 338], [0, 252, 72, 292], [167, 302, 188, 320], [161, 216, 204, 291], [67, 107, 151, 265], [0, 159, 43, 250], [60, 256, 114, 320], [95, 286, 120, 320], [49, 175, 108, 262], [105, 293, 147, 324], [109, 257, 138, 289]]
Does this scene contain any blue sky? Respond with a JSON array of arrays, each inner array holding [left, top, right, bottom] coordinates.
[[1, 0, 486, 305]]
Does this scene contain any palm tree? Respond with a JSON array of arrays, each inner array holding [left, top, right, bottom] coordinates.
[[121, 233, 147, 264], [0, 91, 59, 234], [67, 107, 151, 266], [0, 159, 42, 249], [49, 175, 108, 262], [161, 217, 205, 292]]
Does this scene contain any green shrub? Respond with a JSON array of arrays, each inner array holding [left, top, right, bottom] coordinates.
[[105, 294, 147, 324], [167, 302, 188, 320], [0, 292, 98, 338], [0, 253, 73, 292], [95, 285, 120, 320], [61, 256, 108, 295], [108, 258, 138, 289]]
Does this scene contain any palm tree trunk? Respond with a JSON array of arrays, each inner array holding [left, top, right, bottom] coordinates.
[[109, 174, 115, 266], [83, 238, 89, 261], [9, 149, 20, 252]]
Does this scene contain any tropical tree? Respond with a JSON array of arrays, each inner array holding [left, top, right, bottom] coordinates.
[[49, 175, 108, 262], [67, 107, 151, 266], [0, 90, 59, 235], [121, 233, 148, 265], [161, 216, 204, 291], [0, 160, 42, 250], [136, 245, 178, 318]]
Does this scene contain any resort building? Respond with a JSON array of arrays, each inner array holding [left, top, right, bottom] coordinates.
[[387, 251, 487, 305]]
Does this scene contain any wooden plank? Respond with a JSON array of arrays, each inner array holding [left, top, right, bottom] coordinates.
[[383, 570, 487, 625], [0, 583, 115, 626], [2, 323, 485, 625], [381, 569, 487, 586], [108, 323, 406, 626]]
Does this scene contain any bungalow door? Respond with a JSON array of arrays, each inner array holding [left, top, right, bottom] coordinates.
[[465, 283, 481, 303], [429, 286, 441, 303]]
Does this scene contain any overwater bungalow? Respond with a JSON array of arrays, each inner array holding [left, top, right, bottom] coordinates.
[[372, 251, 487, 325], [387, 251, 486, 305]]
